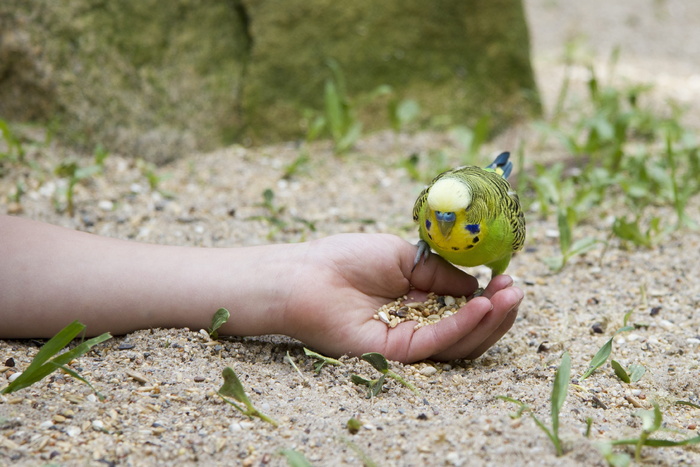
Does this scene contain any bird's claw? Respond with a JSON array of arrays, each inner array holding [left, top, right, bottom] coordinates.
[[411, 240, 431, 272]]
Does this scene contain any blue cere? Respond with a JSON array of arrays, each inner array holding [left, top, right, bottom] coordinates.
[[435, 211, 456, 222], [465, 224, 481, 234]]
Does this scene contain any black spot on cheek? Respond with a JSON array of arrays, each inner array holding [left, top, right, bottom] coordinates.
[[466, 245, 474, 249], [451, 247, 459, 251], [472, 236, 480, 244], [427, 233, 433, 240]]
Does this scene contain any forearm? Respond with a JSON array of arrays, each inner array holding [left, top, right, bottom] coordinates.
[[0, 215, 301, 338]]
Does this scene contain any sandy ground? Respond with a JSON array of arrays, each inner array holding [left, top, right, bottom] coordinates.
[[2, 1, 700, 465]]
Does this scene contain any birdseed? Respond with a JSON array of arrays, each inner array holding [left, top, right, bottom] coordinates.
[[373, 291, 481, 330]]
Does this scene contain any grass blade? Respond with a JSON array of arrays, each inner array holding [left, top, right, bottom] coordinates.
[[580, 337, 613, 380], [628, 364, 646, 382], [218, 366, 253, 407], [52, 363, 106, 401], [611, 435, 700, 447], [208, 307, 230, 340], [361, 352, 389, 373], [218, 367, 278, 426], [611, 360, 630, 383], [675, 400, 700, 409], [279, 449, 314, 467], [2, 322, 111, 394], [551, 351, 570, 454], [303, 347, 343, 373]]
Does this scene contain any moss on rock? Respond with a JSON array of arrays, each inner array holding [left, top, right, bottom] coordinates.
[[0, 0, 539, 159]]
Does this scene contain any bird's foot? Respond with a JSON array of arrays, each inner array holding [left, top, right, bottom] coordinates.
[[411, 240, 431, 272]]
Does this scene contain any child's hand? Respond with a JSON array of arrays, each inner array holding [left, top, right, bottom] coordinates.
[[282, 234, 523, 363]]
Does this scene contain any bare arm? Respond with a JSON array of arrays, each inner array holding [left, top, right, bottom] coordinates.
[[0, 215, 295, 337], [0, 215, 523, 363]]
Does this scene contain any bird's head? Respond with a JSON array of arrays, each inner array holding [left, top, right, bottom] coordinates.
[[426, 177, 471, 239]]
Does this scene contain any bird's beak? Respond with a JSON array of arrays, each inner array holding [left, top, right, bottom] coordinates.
[[437, 218, 455, 238]]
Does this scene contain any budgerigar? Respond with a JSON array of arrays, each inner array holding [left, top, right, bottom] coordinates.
[[412, 151, 525, 278]]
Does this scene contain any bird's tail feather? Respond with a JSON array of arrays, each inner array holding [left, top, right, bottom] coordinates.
[[485, 152, 512, 179]]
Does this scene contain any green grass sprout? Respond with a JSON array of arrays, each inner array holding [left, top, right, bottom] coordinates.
[[246, 188, 316, 240], [526, 49, 700, 273], [303, 347, 343, 374], [346, 417, 362, 434], [675, 400, 700, 409], [1, 320, 111, 400], [137, 159, 175, 199], [612, 216, 666, 249], [388, 98, 421, 133], [499, 352, 571, 456], [351, 373, 387, 399], [279, 449, 314, 467], [285, 351, 308, 384], [0, 119, 25, 164], [351, 352, 420, 398], [580, 312, 634, 380], [340, 436, 379, 467], [310, 58, 392, 154], [208, 307, 230, 340], [282, 152, 311, 180], [603, 403, 700, 463], [217, 367, 278, 426], [611, 360, 646, 384], [449, 116, 490, 165], [544, 206, 600, 272], [54, 160, 103, 216]]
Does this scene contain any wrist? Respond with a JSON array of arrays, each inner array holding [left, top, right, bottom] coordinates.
[[214, 242, 308, 337]]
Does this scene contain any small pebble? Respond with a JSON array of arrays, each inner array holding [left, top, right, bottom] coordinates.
[[52, 415, 66, 424], [98, 200, 114, 211], [92, 420, 105, 431], [194, 376, 206, 383], [419, 366, 438, 377], [65, 426, 81, 437], [127, 371, 149, 384], [39, 420, 54, 430], [8, 372, 22, 382]]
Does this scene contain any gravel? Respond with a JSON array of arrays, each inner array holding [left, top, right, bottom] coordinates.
[[2, 1, 700, 466]]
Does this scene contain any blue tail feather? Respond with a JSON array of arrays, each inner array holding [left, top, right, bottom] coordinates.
[[485, 151, 512, 179]]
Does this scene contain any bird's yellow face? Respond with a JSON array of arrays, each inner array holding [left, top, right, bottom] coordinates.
[[422, 177, 484, 252]]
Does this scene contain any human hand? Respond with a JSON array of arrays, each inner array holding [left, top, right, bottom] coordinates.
[[281, 233, 523, 363]]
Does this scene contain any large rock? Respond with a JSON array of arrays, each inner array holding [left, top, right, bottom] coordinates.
[[242, 0, 541, 142], [0, 0, 539, 160], [0, 0, 249, 162]]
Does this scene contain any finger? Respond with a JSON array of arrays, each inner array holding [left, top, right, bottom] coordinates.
[[404, 249, 479, 297], [465, 300, 519, 359], [383, 296, 493, 363], [432, 286, 524, 361], [480, 274, 515, 299]]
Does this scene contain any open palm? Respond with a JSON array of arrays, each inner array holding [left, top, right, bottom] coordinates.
[[283, 234, 523, 363]]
